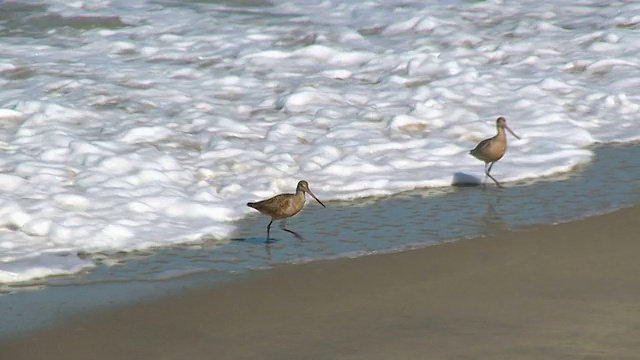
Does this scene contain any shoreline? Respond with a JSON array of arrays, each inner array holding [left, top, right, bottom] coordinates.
[[2, 205, 639, 359]]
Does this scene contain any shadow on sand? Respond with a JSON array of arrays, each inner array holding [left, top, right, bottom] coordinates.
[[231, 237, 275, 245], [451, 172, 483, 187]]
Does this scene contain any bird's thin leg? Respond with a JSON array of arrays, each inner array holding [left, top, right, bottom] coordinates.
[[266, 219, 273, 243], [481, 162, 489, 185], [264, 242, 273, 257], [485, 162, 504, 188], [280, 220, 303, 239]]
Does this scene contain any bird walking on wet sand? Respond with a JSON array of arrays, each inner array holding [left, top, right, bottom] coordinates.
[[247, 180, 326, 242], [469, 117, 521, 188]]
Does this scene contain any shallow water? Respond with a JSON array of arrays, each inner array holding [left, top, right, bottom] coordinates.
[[1, 143, 638, 339], [2, 0, 640, 282]]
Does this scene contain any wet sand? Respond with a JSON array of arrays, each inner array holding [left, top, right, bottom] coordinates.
[[2, 205, 640, 359]]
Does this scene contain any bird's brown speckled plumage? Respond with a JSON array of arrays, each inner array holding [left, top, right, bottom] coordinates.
[[469, 117, 520, 188], [247, 180, 325, 242]]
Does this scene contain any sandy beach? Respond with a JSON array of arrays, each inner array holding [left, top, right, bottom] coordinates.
[[2, 205, 640, 359]]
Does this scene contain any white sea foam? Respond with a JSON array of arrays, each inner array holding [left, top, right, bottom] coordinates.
[[0, 0, 639, 283]]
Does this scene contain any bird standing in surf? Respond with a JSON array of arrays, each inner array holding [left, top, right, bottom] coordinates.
[[247, 180, 326, 242], [469, 117, 521, 188]]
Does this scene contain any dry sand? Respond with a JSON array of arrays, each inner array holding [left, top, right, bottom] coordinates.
[[2, 206, 640, 360]]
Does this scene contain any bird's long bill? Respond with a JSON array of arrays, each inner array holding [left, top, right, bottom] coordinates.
[[505, 125, 521, 139], [307, 190, 326, 208]]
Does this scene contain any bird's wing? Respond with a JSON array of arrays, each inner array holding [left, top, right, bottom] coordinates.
[[470, 138, 492, 154]]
